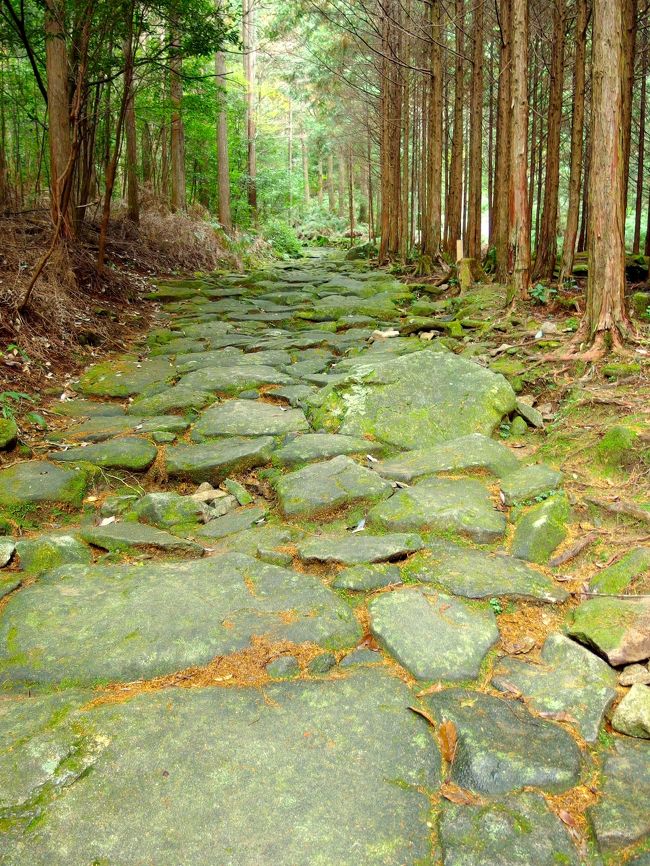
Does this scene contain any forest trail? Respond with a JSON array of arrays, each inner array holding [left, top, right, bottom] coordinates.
[[0, 251, 649, 865]]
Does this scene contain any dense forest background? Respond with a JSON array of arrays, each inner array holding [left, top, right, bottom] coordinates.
[[0, 0, 649, 366]]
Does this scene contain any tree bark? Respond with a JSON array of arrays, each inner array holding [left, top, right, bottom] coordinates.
[[44, 0, 73, 235], [327, 150, 335, 212], [533, 0, 566, 280], [301, 131, 311, 207], [467, 0, 484, 259], [585, 0, 631, 344], [446, 0, 464, 255], [422, 0, 443, 256], [493, 0, 511, 278], [124, 39, 139, 223], [633, 24, 647, 253], [170, 29, 186, 212], [508, 0, 530, 298], [243, 0, 257, 216], [622, 0, 638, 210], [559, 0, 588, 283], [215, 45, 232, 231]]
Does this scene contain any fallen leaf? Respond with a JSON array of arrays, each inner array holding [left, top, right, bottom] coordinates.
[[538, 711, 578, 725], [99, 516, 116, 526], [408, 706, 437, 727], [503, 635, 536, 655], [440, 782, 480, 806], [497, 679, 523, 698], [439, 720, 458, 764]]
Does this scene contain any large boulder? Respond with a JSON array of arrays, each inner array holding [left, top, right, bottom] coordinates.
[[307, 350, 516, 449]]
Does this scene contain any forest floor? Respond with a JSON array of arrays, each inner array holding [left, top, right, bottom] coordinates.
[[0, 248, 649, 865]]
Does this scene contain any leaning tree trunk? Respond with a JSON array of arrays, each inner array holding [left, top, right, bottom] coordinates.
[[467, 0, 484, 260], [559, 0, 588, 284], [585, 0, 631, 346]]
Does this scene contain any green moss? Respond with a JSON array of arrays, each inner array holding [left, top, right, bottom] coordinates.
[[602, 362, 641, 379], [597, 425, 640, 467]]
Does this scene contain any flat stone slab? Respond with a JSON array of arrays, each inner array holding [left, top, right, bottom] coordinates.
[[565, 597, 650, 666], [369, 477, 506, 543], [332, 563, 402, 591], [275, 455, 392, 517], [0, 553, 361, 686], [511, 494, 570, 564], [15, 534, 92, 574], [0, 462, 91, 511], [375, 434, 519, 482], [48, 436, 157, 471], [492, 633, 617, 742], [308, 350, 516, 449], [133, 492, 212, 530], [298, 533, 423, 564], [439, 792, 579, 866], [180, 364, 294, 394], [440, 793, 581, 866], [128, 385, 214, 416], [193, 400, 309, 438], [425, 689, 582, 794], [78, 357, 175, 397], [79, 521, 204, 556], [0, 538, 15, 567], [197, 506, 267, 539], [500, 464, 563, 506], [273, 433, 382, 465], [413, 539, 568, 602], [0, 671, 439, 866], [369, 588, 499, 681], [589, 739, 650, 851], [165, 437, 274, 483]]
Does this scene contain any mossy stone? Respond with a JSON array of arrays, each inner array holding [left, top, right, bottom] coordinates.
[[266, 656, 300, 679], [511, 494, 570, 564], [133, 492, 211, 530], [78, 357, 175, 397], [590, 547, 650, 594], [602, 362, 641, 379], [597, 425, 641, 467], [631, 291, 650, 320], [0, 461, 92, 511], [509, 415, 529, 437], [565, 596, 650, 665], [15, 534, 92, 574], [48, 437, 157, 471], [0, 418, 18, 450]]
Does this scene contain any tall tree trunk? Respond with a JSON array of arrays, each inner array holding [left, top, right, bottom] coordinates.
[[508, 0, 530, 298], [327, 150, 335, 212], [215, 44, 232, 231], [559, 0, 588, 283], [585, 0, 631, 345], [446, 0, 464, 254], [533, 0, 565, 280], [124, 41, 139, 223], [142, 122, 153, 186], [317, 157, 324, 206], [243, 0, 257, 216], [170, 29, 186, 212], [423, 0, 443, 255], [378, 0, 402, 262], [45, 0, 74, 235], [348, 143, 355, 245], [493, 0, 511, 277], [301, 131, 311, 207], [578, 117, 590, 252], [467, 0, 484, 260], [633, 24, 647, 253], [622, 0, 638, 212]]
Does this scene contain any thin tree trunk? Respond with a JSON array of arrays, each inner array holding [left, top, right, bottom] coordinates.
[[338, 147, 346, 216], [243, 0, 257, 216], [633, 25, 647, 253], [423, 0, 443, 255], [124, 40, 139, 223], [215, 45, 232, 231], [559, 0, 588, 283], [493, 0, 511, 277], [446, 0, 464, 254], [170, 28, 186, 212], [585, 0, 631, 345], [317, 157, 324, 206], [348, 143, 355, 245], [327, 151, 335, 212], [508, 0, 530, 298], [578, 118, 590, 252], [45, 0, 73, 235], [622, 0, 638, 212], [467, 0, 484, 259], [301, 131, 310, 208]]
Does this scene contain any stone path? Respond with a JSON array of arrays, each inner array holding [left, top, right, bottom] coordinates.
[[1, 251, 649, 864]]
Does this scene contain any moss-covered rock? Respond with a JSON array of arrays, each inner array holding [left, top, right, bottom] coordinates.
[[78, 357, 176, 397], [631, 291, 650, 321], [590, 547, 650, 595], [511, 494, 570, 564], [0, 417, 18, 450], [48, 437, 157, 471], [602, 362, 641, 380], [0, 461, 93, 512], [15, 534, 92, 574], [565, 597, 650, 665], [133, 492, 212, 531], [597, 425, 643, 467]]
